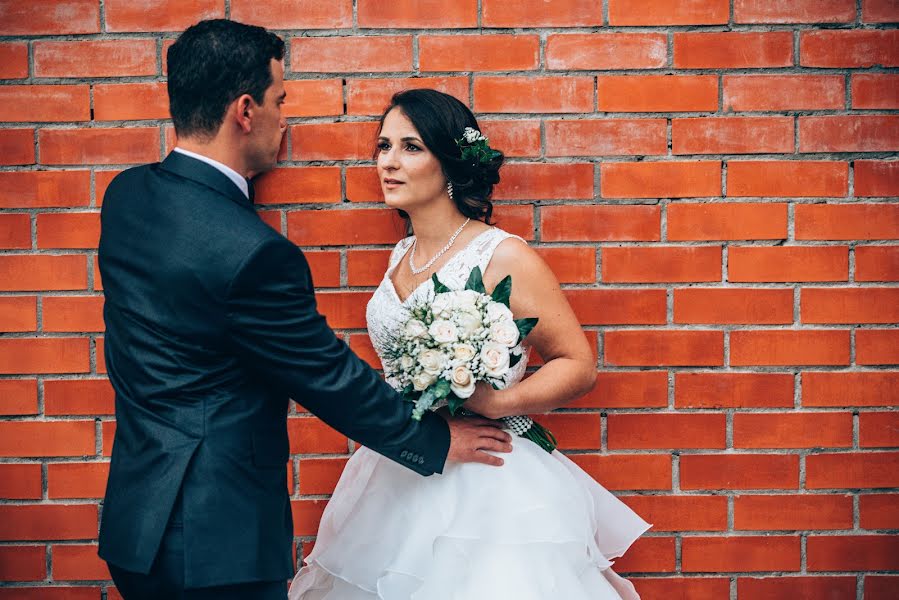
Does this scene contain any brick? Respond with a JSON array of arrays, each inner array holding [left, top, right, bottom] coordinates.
[[796, 204, 899, 241], [852, 74, 899, 110], [493, 163, 594, 200], [855, 161, 899, 197], [348, 334, 382, 370], [48, 463, 109, 500], [282, 80, 343, 118], [288, 417, 348, 454], [359, 0, 476, 27], [0, 463, 41, 500], [95, 171, 123, 207], [528, 330, 597, 368], [603, 246, 721, 283], [0, 545, 45, 581], [0, 42, 28, 78], [298, 457, 349, 495], [546, 33, 667, 70], [546, 119, 667, 156], [601, 162, 720, 199], [807, 452, 899, 489], [479, 120, 541, 158], [614, 536, 676, 573], [541, 205, 660, 242], [345, 249, 390, 287], [857, 330, 899, 365], [732, 330, 850, 367], [292, 499, 327, 535], [634, 578, 730, 600], [737, 576, 857, 599], [564, 289, 667, 325], [675, 288, 793, 325], [304, 251, 341, 288], [0, 296, 36, 332], [605, 330, 724, 367], [254, 167, 341, 204], [683, 536, 800, 572], [231, 0, 351, 29], [0, 128, 35, 165], [345, 166, 382, 202], [483, 0, 602, 26], [801, 30, 899, 67], [728, 246, 849, 282], [728, 161, 848, 198], [93, 82, 169, 121], [0, 255, 87, 291], [800, 116, 899, 152], [675, 372, 795, 408], [681, 454, 800, 490], [0, 379, 38, 416], [608, 413, 726, 450], [106, 0, 224, 31], [622, 495, 727, 531], [291, 36, 412, 73], [571, 371, 668, 409], [44, 379, 115, 416], [609, 0, 729, 25], [475, 76, 593, 113], [346, 77, 469, 116], [0, 338, 90, 374], [863, 0, 899, 22], [803, 288, 899, 324], [0, 86, 90, 122], [674, 32, 793, 68], [52, 544, 110, 580], [668, 202, 787, 241], [0, 590, 100, 600], [860, 494, 899, 529], [536, 413, 599, 450], [735, 412, 853, 449], [599, 75, 718, 113], [867, 575, 899, 600], [724, 75, 846, 111], [291, 122, 380, 161], [673, 117, 793, 155], [37, 212, 100, 250], [0, 214, 31, 250], [0, 419, 95, 458], [315, 292, 372, 330], [39, 128, 159, 166], [735, 0, 856, 23], [34, 40, 156, 78], [420, 35, 538, 72], [568, 454, 671, 491], [534, 247, 596, 284], [803, 372, 899, 407], [42, 296, 104, 332], [288, 208, 405, 246], [492, 205, 536, 240], [861, 412, 899, 448], [808, 535, 899, 571], [0, 0, 99, 34], [0, 504, 98, 541]]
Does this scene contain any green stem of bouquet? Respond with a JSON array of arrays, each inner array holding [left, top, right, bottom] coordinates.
[[521, 421, 558, 453]]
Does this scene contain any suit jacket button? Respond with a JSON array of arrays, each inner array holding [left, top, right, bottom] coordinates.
[[418, 456, 425, 465], [400, 450, 408, 459]]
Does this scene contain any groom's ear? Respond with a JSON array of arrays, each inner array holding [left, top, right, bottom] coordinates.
[[235, 94, 254, 132]]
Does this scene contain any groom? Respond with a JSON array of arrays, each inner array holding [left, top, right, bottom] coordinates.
[[97, 19, 512, 600]]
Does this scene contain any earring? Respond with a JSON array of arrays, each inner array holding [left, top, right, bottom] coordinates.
[[446, 181, 454, 200]]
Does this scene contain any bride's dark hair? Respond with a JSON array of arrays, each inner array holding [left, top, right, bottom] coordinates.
[[375, 89, 504, 224]]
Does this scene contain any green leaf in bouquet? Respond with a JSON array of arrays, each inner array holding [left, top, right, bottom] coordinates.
[[431, 273, 450, 293], [509, 352, 522, 369], [514, 317, 538, 341], [490, 275, 512, 308], [447, 392, 468, 416], [465, 266, 487, 294], [411, 387, 437, 421], [433, 378, 451, 399]]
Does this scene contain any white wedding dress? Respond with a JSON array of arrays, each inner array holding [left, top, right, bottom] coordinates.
[[288, 228, 650, 600]]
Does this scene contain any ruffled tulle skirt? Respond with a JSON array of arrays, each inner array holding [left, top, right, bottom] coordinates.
[[288, 436, 650, 600]]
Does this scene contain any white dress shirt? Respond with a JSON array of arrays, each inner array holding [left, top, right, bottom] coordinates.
[[173, 147, 249, 199]]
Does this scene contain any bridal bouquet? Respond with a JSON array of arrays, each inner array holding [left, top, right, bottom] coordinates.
[[382, 266, 558, 452]]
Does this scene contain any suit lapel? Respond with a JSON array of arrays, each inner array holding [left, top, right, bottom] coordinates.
[[159, 151, 253, 209]]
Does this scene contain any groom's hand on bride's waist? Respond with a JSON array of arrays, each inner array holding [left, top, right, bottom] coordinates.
[[442, 413, 513, 467]]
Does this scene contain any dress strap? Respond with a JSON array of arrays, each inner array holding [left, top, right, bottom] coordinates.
[[388, 236, 415, 270]]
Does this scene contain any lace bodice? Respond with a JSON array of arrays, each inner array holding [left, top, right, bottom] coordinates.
[[366, 227, 530, 391]]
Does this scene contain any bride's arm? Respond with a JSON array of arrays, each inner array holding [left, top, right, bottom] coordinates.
[[465, 238, 596, 419]]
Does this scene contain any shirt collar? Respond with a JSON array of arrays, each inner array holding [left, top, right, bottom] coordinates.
[[173, 147, 249, 199]]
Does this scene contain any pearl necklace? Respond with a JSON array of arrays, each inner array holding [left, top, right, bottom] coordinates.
[[409, 218, 471, 275]]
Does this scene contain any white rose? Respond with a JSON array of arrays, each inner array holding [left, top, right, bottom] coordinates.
[[412, 371, 437, 392], [453, 289, 481, 311], [455, 311, 483, 338], [449, 365, 476, 399], [418, 349, 446, 375], [404, 319, 428, 339], [429, 319, 458, 344], [399, 355, 415, 370], [490, 320, 520, 348], [431, 293, 453, 318], [480, 342, 511, 378], [485, 301, 514, 324], [463, 127, 486, 144], [452, 343, 477, 363]]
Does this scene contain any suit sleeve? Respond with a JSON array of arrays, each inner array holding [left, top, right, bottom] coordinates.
[[225, 237, 450, 476]]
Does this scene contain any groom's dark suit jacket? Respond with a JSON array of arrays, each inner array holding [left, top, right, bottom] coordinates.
[[97, 151, 450, 588]]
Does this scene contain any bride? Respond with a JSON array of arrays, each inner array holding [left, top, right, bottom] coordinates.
[[289, 89, 649, 600]]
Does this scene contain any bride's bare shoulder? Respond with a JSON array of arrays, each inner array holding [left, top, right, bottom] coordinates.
[[485, 233, 556, 292]]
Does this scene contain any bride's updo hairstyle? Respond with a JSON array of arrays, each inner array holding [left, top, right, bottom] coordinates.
[[376, 89, 504, 224]]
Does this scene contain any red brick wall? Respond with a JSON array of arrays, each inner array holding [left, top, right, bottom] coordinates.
[[1, 1, 897, 598]]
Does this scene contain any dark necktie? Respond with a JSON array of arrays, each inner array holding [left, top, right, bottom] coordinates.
[[246, 178, 255, 203]]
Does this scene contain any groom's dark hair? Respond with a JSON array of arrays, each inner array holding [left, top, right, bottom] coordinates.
[[167, 19, 285, 139]]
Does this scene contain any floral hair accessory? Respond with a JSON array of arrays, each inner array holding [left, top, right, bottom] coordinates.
[[455, 127, 501, 166]]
